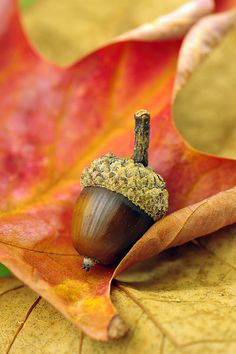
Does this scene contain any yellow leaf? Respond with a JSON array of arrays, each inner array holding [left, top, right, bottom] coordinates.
[[2, 225, 236, 353]]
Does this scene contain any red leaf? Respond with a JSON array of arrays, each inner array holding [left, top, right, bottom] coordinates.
[[0, 0, 236, 340]]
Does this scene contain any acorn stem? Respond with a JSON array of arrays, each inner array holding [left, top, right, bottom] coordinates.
[[132, 110, 150, 167], [82, 256, 96, 271]]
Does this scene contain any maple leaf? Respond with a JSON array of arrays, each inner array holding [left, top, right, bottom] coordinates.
[[0, 0, 235, 341]]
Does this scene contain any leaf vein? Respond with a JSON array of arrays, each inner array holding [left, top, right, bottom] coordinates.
[[194, 240, 236, 273], [78, 331, 84, 354], [0, 239, 78, 257], [0, 284, 24, 298], [5, 296, 41, 354], [114, 282, 187, 354]]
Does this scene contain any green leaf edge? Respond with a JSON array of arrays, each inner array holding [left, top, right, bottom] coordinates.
[[0, 264, 11, 277]]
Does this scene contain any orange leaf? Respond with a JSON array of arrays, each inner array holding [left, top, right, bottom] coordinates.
[[116, 187, 236, 275], [0, 0, 236, 340]]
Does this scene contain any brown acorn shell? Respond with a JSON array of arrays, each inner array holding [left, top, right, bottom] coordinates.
[[72, 186, 154, 265]]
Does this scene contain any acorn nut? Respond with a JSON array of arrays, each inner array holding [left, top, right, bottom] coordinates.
[[72, 110, 168, 271]]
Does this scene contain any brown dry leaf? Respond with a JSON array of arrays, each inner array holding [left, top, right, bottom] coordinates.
[[2, 224, 236, 354], [1, 0, 236, 353]]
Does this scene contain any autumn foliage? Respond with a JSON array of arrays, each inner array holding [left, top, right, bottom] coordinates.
[[0, 0, 235, 340]]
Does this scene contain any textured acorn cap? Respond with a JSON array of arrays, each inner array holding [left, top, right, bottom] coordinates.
[[80, 153, 168, 221]]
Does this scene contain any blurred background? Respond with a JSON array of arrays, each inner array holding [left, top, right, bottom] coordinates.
[[20, 0, 186, 64], [20, 0, 236, 158]]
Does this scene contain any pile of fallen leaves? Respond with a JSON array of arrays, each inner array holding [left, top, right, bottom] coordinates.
[[0, 0, 236, 351]]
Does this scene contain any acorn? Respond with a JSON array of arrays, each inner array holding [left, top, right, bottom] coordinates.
[[72, 110, 168, 270]]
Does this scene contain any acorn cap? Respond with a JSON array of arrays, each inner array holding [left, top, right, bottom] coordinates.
[[80, 153, 168, 221]]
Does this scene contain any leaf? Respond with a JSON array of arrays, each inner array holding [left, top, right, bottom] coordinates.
[[0, 264, 11, 277], [2, 224, 236, 354], [116, 187, 236, 274], [117, 0, 215, 41], [0, 0, 236, 341], [174, 8, 236, 96]]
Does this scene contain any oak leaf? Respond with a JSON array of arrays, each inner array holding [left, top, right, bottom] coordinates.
[[0, 0, 236, 342]]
